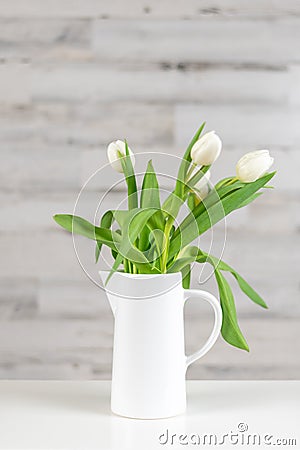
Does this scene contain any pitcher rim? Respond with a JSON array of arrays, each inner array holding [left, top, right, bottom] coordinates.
[[99, 270, 182, 279], [99, 270, 183, 299]]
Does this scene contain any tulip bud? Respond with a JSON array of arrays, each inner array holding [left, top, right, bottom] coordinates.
[[236, 150, 274, 183], [107, 140, 135, 173], [190, 131, 222, 166], [194, 170, 211, 200]]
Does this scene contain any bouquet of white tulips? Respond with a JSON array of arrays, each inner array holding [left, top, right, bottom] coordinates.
[[54, 123, 275, 351]]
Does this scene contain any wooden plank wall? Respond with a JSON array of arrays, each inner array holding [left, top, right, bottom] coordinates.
[[0, 1, 299, 379]]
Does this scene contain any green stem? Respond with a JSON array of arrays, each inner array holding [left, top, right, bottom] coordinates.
[[124, 259, 129, 273], [160, 219, 174, 273], [185, 165, 210, 191], [185, 163, 197, 182], [225, 177, 238, 186]]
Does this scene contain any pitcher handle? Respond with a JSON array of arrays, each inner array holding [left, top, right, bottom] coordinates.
[[184, 289, 222, 369]]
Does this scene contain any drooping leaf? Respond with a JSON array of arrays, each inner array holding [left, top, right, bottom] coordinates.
[[198, 251, 267, 309], [184, 246, 265, 350], [53, 214, 120, 252], [231, 270, 267, 308], [215, 269, 249, 351]]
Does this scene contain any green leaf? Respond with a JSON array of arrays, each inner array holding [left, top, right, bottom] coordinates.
[[95, 210, 114, 263], [213, 257, 267, 308], [113, 208, 163, 250], [106, 208, 162, 282], [147, 228, 165, 266], [236, 192, 262, 209], [187, 193, 196, 211], [106, 248, 160, 285], [215, 269, 249, 351], [169, 172, 276, 260], [111, 248, 118, 260], [108, 252, 123, 282], [113, 209, 129, 229], [172, 179, 245, 243], [181, 264, 191, 289], [196, 250, 267, 309], [53, 214, 120, 252], [162, 122, 205, 221], [120, 208, 160, 260], [214, 177, 235, 190], [232, 271, 267, 308], [119, 141, 138, 210], [161, 191, 185, 220], [140, 160, 161, 209], [193, 247, 266, 350], [167, 246, 198, 273], [140, 160, 164, 252], [175, 122, 206, 200]]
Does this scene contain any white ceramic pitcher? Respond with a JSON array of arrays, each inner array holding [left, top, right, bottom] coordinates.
[[100, 271, 222, 419]]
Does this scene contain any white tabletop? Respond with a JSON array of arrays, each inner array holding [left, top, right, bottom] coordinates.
[[0, 381, 299, 449]]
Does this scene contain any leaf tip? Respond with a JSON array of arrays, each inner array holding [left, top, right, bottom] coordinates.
[[242, 339, 250, 352], [53, 214, 62, 224], [147, 159, 154, 169], [266, 170, 276, 181]]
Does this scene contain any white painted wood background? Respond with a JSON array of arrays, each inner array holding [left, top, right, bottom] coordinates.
[[0, 1, 299, 380]]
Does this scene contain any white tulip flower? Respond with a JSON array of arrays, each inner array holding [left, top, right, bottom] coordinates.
[[191, 131, 222, 166], [194, 170, 211, 200], [236, 150, 274, 183], [107, 140, 135, 173]]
